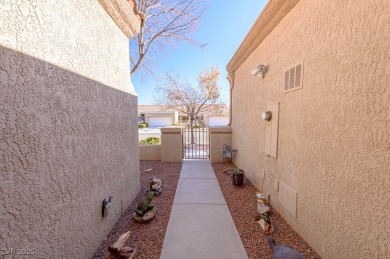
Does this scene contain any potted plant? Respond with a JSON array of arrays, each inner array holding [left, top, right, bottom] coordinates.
[[231, 167, 244, 186]]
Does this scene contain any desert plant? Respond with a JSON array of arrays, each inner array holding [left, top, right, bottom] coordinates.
[[231, 168, 244, 187], [232, 168, 244, 174], [138, 123, 148, 128], [139, 137, 161, 145], [262, 212, 270, 224]]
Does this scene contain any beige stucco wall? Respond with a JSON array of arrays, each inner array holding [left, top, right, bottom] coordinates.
[[139, 145, 161, 160], [0, 1, 140, 258], [209, 127, 232, 163], [161, 127, 183, 162], [229, 0, 390, 258]]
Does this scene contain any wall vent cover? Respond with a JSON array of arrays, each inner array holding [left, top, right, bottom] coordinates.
[[284, 62, 303, 92], [279, 180, 298, 218]]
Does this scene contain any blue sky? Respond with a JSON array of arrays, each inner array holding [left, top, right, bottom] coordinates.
[[132, 0, 268, 105]]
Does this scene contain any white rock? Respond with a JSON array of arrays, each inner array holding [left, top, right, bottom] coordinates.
[[257, 204, 270, 214]]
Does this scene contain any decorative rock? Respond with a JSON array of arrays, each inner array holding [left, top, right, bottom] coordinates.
[[256, 191, 265, 199], [268, 236, 306, 259], [145, 168, 153, 173], [223, 168, 233, 175], [107, 231, 137, 259], [149, 177, 163, 195], [132, 207, 157, 223], [151, 186, 163, 196], [108, 247, 137, 259], [135, 191, 155, 216], [258, 219, 275, 235], [256, 191, 268, 206], [257, 204, 270, 214], [119, 247, 137, 259]]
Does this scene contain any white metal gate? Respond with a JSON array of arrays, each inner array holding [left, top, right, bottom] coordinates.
[[183, 126, 209, 159]]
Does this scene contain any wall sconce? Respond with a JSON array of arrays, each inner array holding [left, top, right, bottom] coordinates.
[[251, 65, 268, 78], [102, 196, 113, 217], [261, 111, 272, 121]]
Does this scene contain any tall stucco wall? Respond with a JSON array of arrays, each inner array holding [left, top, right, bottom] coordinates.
[[231, 0, 390, 258], [0, 1, 140, 258]]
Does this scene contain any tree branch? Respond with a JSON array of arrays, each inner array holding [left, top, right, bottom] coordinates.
[[131, 0, 207, 77]]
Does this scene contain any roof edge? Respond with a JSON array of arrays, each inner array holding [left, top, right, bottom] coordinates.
[[226, 0, 300, 73], [99, 0, 144, 39]]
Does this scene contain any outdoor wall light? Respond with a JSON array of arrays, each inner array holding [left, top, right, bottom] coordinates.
[[102, 196, 113, 218], [261, 111, 272, 121], [251, 65, 268, 78]]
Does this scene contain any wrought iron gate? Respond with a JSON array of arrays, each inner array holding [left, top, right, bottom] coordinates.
[[183, 126, 209, 159]]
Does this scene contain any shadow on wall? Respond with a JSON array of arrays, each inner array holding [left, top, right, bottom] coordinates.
[[0, 46, 140, 258]]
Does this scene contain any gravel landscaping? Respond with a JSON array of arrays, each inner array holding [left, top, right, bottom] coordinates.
[[94, 160, 320, 259], [212, 162, 321, 259], [93, 161, 182, 259]]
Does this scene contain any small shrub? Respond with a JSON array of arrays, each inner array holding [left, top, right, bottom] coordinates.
[[262, 212, 270, 224], [138, 123, 148, 128], [139, 137, 161, 145], [171, 123, 180, 126], [231, 168, 244, 174]]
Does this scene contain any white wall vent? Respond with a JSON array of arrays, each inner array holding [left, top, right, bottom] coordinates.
[[283, 62, 303, 93], [279, 180, 298, 218]]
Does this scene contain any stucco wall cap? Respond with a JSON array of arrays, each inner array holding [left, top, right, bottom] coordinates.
[[226, 0, 300, 73], [99, 0, 144, 38], [161, 126, 182, 133], [209, 126, 232, 133]]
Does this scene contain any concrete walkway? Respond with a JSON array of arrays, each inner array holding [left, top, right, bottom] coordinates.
[[160, 159, 248, 259]]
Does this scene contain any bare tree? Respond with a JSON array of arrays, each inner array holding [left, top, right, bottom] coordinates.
[[155, 67, 223, 143], [131, 0, 207, 77]]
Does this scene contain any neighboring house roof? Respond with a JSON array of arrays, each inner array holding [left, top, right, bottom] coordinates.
[[138, 105, 177, 114], [138, 104, 229, 116], [141, 111, 176, 115], [227, 0, 300, 73], [203, 108, 229, 117]]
